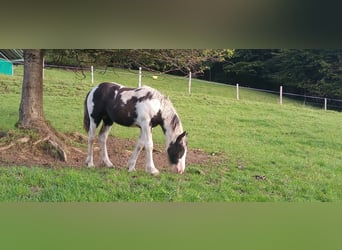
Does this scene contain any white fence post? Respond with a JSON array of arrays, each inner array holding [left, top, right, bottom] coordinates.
[[188, 71, 192, 95], [324, 98, 327, 111], [138, 67, 142, 87], [280, 85, 283, 105], [236, 83, 239, 100], [91, 65, 94, 84]]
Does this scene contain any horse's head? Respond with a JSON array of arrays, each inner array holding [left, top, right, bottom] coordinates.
[[167, 131, 187, 174]]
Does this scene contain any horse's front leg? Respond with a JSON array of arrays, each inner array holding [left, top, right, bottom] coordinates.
[[127, 130, 144, 172], [142, 127, 159, 175]]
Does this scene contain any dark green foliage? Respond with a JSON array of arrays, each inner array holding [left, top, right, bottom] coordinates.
[[218, 49, 342, 99], [45, 49, 232, 76]]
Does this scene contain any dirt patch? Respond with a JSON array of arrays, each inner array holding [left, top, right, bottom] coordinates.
[[0, 131, 223, 173]]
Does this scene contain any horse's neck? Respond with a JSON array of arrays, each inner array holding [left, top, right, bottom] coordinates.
[[161, 100, 183, 147]]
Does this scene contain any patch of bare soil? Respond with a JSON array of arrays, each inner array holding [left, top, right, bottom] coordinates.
[[0, 131, 223, 173]]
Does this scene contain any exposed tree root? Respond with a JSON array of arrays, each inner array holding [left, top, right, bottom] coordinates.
[[0, 142, 15, 152], [35, 136, 67, 162], [17, 120, 68, 162], [0, 137, 30, 152]]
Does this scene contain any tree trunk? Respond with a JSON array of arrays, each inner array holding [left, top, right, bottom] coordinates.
[[18, 49, 45, 128], [17, 49, 67, 162]]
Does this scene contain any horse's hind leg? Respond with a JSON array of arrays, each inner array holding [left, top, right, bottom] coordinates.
[[99, 124, 114, 167], [86, 120, 97, 167]]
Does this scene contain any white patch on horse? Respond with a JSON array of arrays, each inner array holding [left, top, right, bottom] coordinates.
[[85, 86, 98, 167], [119, 87, 153, 104], [86, 86, 98, 118], [135, 99, 161, 126]]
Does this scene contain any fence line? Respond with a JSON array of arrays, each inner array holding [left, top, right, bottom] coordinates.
[[234, 83, 342, 111], [3, 63, 342, 111]]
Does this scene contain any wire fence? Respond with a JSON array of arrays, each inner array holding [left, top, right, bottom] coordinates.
[[3, 62, 342, 112], [233, 84, 342, 111], [282, 92, 342, 110]]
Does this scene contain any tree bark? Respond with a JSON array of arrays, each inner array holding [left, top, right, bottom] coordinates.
[[18, 49, 45, 128], [17, 49, 67, 162]]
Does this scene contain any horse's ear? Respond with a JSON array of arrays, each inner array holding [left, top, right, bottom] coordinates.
[[176, 131, 187, 143]]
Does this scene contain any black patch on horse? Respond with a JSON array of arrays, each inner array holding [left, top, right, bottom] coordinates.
[[138, 91, 153, 102], [170, 114, 179, 131], [112, 90, 138, 127], [84, 91, 91, 132], [91, 82, 121, 127], [150, 110, 165, 133], [90, 83, 138, 127]]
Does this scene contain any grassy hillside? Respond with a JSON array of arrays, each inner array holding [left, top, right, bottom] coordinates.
[[1, 65, 342, 201]]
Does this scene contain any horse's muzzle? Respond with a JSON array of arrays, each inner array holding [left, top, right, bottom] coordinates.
[[173, 162, 185, 174]]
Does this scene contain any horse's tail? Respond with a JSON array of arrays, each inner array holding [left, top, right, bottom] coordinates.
[[83, 92, 90, 133]]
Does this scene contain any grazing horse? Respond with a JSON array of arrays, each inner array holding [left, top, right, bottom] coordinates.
[[84, 82, 187, 175]]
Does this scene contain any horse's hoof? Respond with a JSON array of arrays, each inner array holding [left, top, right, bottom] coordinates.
[[100, 160, 114, 168], [150, 169, 160, 176]]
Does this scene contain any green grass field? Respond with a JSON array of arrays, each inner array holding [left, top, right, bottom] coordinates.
[[1, 65, 342, 201]]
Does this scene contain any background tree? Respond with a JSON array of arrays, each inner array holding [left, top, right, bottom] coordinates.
[[211, 49, 342, 99], [45, 49, 233, 77], [18, 49, 45, 129], [18, 49, 67, 161], [221, 49, 277, 89]]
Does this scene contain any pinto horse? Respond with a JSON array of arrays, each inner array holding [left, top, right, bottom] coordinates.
[[84, 82, 187, 175]]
